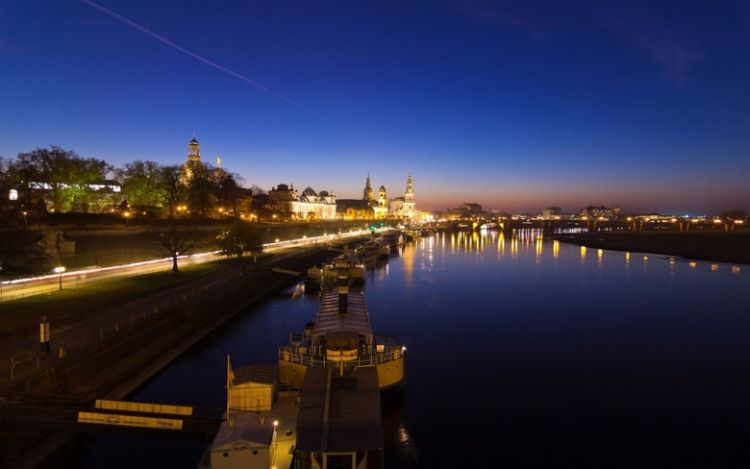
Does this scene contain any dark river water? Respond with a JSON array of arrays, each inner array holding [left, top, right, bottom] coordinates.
[[84, 230, 749, 468]]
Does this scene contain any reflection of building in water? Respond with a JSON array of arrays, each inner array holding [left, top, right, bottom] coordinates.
[[402, 240, 415, 288]]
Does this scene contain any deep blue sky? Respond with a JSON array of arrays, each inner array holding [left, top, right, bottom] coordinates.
[[1, 0, 748, 213]]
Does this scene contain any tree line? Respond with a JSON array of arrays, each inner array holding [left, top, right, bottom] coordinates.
[[0, 146, 257, 218]]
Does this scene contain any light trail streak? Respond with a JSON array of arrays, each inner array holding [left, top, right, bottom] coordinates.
[[80, 0, 317, 115], [1, 228, 378, 288]]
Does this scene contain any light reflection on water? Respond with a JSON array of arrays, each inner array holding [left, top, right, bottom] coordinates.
[[84, 230, 748, 468]]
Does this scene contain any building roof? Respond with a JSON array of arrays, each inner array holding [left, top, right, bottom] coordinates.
[[190, 136, 199, 144], [233, 364, 277, 386], [302, 186, 317, 197], [296, 366, 383, 452], [312, 290, 373, 338], [212, 412, 274, 449]]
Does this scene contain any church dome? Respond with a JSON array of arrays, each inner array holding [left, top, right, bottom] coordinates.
[[379, 185, 386, 191], [302, 187, 317, 197]]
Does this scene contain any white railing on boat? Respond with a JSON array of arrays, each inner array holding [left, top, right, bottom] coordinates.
[[278, 343, 405, 368]]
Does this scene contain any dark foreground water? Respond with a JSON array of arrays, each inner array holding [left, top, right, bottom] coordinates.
[[84, 230, 749, 468]]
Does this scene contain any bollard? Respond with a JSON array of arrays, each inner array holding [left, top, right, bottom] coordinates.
[[39, 316, 51, 353]]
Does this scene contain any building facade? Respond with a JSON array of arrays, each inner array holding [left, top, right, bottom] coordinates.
[[267, 184, 337, 220], [388, 175, 417, 220]]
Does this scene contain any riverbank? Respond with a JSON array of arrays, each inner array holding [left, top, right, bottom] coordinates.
[[555, 231, 750, 264], [0, 244, 348, 468]]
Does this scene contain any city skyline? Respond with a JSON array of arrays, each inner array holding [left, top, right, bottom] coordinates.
[[1, 1, 749, 213]]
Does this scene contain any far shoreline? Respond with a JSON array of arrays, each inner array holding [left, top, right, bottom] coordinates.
[[554, 231, 750, 266]]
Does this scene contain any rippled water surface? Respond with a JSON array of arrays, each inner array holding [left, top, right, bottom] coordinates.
[[86, 231, 749, 468]]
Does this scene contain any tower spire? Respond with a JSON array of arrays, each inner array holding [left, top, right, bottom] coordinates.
[[364, 173, 374, 201]]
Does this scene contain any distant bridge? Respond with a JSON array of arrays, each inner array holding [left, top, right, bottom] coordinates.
[[437, 217, 744, 235]]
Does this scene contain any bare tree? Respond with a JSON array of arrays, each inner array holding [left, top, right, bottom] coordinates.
[[150, 224, 200, 272]]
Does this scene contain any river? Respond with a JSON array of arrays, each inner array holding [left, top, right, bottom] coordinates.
[[83, 229, 749, 468]]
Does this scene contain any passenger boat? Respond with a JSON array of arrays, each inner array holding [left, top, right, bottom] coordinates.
[[356, 242, 381, 265], [322, 253, 365, 287], [279, 278, 405, 468], [278, 280, 405, 391], [204, 277, 403, 469], [304, 266, 323, 292]]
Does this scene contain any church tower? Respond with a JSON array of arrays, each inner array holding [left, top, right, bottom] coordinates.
[[182, 134, 204, 183], [363, 174, 374, 202], [378, 185, 387, 208], [187, 134, 201, 163], [404, 175, 415, 204]]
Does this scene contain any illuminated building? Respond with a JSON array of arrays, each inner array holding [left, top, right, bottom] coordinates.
[[181, 134, 204, 183], [388, 175, 417, 220], [267, 184, 337, 220]]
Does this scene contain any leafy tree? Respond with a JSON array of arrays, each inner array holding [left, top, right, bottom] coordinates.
[[150, 224, 200, 272], [215, 169, 242, 217], [186, 161, 215, 217], [249, 184, 266, 196], [157, 165, 186, 218], [14, 146, 110, 212], [217, 222, 264, 257], [117, 160, 164, 208], [0, 228, 50, 274]]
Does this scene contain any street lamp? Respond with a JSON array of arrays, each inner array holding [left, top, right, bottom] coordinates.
[[271, 420, 280, 467], [53, 265, 66, 291], [22, 211, 28, 226], [123, 211, 131, 226]]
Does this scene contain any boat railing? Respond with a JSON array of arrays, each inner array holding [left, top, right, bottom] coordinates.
[[278, 343, 405, 368]]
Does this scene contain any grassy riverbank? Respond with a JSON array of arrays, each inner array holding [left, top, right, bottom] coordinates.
[[0, 257, 247, 338], [0, 245, 342, 467], [555, 231, 750, 264]]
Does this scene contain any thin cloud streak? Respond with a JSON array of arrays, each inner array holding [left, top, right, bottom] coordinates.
[[599, 6, 705, 86], [80, 0, 318, 115]]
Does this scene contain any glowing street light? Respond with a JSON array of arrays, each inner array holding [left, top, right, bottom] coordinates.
[[53, 265, 66, 291]]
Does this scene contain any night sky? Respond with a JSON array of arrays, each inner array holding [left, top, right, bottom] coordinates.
[[1, 0, 748, 213]]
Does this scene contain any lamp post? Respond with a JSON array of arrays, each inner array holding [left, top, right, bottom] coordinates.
[[22, 211, 28, 226], [271, 420, 279, 468], [53, 266, 66, 291]]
